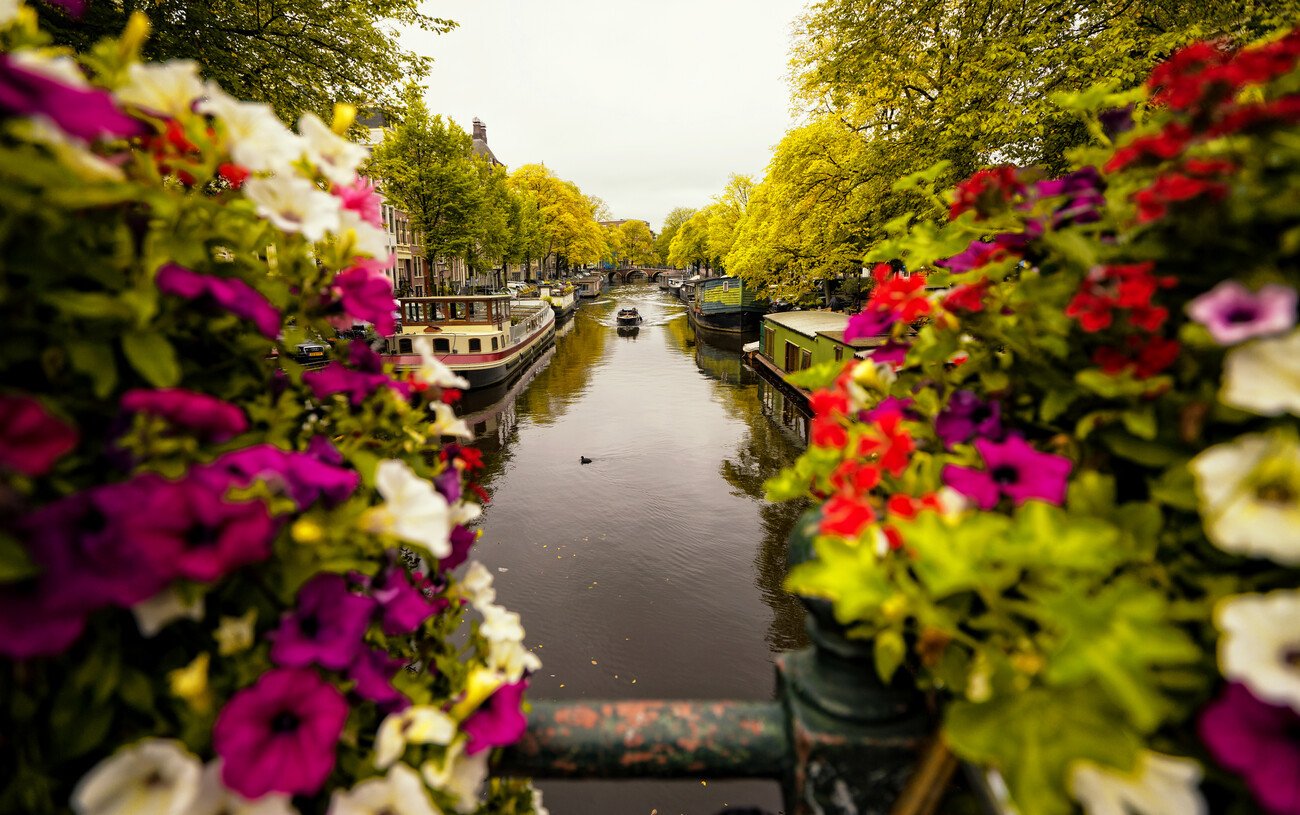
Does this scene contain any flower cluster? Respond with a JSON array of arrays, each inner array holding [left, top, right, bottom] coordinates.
[[769, 26, 1300, 815], [0, 9, 540, 815]]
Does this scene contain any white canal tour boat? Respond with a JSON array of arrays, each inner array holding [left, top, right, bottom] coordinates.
[[382, 295, 555, 390]]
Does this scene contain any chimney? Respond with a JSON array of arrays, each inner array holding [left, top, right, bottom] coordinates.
[[472, 117, 487, 144]]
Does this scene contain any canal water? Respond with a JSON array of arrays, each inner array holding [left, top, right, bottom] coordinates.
[[460, 283, 807, 814]]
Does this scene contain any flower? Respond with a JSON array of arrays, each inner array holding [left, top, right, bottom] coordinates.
[[478, 604, 541, 681], [1221, 330, 1300, 416], [1133, 172, 1228, 223], [333, 176, 383, 227], [348, 647, 409, 709], [298, 112, 369, 186], [364, 460, 452, 557], [845, 265, 931, 342], [820, 494, 876, 538], [115, 60, 204, 119], [71, 739, 202, 815], [374, 706, 457, 770], [373, 565, 439, 636], [198, 87, 302, 173], [461, 561, 496, 609], [214, 609, 258, 656], [1105, 122, 1193, 172], [270, 573, 376, 670], [942, 281, 990, 313], [155, 263, 282, 339], [120, 388, 248, 442], [934, 391, 1002, 449], [0, 53, 146, 142], [1199, 683, 1300, 815], [338, 209, 390, 260], [942, 435, 1072, 510], [440, 524, 478, 572], [1187, 281, 1296, 345], [328, 763, 438, 815], [0, 394, 77, 475], [1068, 751, 1206, 815], [939, 241, 1006, 274], [199, 444, 359, 509], [414, 337, 471, 389], [1065, 263, 1174, 333], [950, 165, 1023, 219], [1190, 432, 1300, 565], [213, 667, 348, 798], [0, 578, 87, 659], [1092, 335, 1181, 380], [1216, 591, 1300, 711], [132, 588, 204, 637], [462, 678, 529, 755], [334, 264, 397, 336], [420, 738, 489, 814], [192, 760, 297, 815], [243, 174, 341, 242]]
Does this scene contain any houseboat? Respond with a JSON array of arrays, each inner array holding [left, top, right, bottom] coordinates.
[[573, 274, 607, 299], [747, 310, 887, 406], [382, 294, 555, 390], [538, 283, 578, 324], [686, 276, 767, 350]]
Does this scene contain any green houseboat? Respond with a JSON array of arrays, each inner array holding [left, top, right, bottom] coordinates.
[[687, 276, 767, 349]]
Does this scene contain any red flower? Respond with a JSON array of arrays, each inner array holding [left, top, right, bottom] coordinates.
[[1066, 263, 1175, 333], [1134, 173, 1228, 223], [856, 412, 915, 477], [1210, 95, 1300, 137], [1092, 335, 1180, 379], [885, 493, 941, 521], [950, 165, 1023, 220], [457, 447, 484, 471], [1105, 122, 1193, 172], [219, 162, 250, 189], [942, 281, 989, 313], [441, 388, 463, 404], [810, 388, 850, 418], [830, 460, 881, 496], [811, 416, 848, 449], [1147, 40, 1234, 110], [820, 494, 876, 539]]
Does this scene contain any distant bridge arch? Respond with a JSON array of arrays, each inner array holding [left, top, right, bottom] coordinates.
[[605, 267, 684, 284]]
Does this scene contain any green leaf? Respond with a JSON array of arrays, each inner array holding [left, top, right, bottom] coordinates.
[[784, 537, 894, 624], [0, 535, 38, 582], [1098, 426, 1183, 467], [784, 360, 842, 389], [897, 511, 1017, 597], [67, 340, 118, 398], [1149, 462, 1198, 511], [121, 332, 181, 387], [874, 629, 906, 683], [42, 292, 134, 321], [1003, 501, 1125, 575], [1120, 405, 1157, 440]]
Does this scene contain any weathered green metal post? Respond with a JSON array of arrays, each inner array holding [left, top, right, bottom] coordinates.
[[494, 509, 932, 814]]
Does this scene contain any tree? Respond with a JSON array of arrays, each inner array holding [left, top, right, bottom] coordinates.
[[467, 159, 515, 281], [656, 206, 696, 265], [507, 165, 607, 274], [616, 220, 657, 267], [705, 174, 754, 268], [39, 0, 455, 122], [667, 208, 714, 273], [588, 195, 614, 222], [368, 85, 479, 272]]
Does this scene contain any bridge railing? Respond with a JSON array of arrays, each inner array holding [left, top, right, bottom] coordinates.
[[493, 511, 1001, 815]]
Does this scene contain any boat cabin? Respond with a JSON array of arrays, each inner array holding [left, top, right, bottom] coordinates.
[[387, 295, 514, 356], [758, 310, 886, 373]]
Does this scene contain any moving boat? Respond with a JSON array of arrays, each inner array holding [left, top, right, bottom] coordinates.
[[616, 307, 643, 326], [382, 294, 555, 390]]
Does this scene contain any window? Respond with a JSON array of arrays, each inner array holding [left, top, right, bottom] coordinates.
[[491, 337, 499, 351], [784, 341, 800, 372], [434, 338, 450, 352], [800, 349, 812, 371], [762, 326, 774, 357], [398, 338, 412, 354], [468, 339, 481, 352], [834, 345, 843, 362]]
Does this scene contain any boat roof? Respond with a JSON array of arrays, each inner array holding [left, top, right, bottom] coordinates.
[[763, 310, 883, 347], [398, 294, 513, 302]]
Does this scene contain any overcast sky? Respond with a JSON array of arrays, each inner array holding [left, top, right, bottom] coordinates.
[[399, 0, 809, 230]]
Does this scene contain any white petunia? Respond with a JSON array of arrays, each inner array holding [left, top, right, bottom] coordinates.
[[72, 739, 202, 815], [116, 61, 205, 119], [198, 86, 302, 173], [461, 561, 496, 609], [531, 789, 549, 815], [329, 763, 439, 815], [430, 402, 473, 440], [131, 588, 204, 637], [364, 459, 452, 557], [1190, 432, 1300, 565], [421, 739, 489, 815], [1221, 329, 1300, 416], [338, 208, 390, 260], [1069, 751, 1206, 815], [374, 706, 457, 770], [191, 761, 296, 815], [243, 174, 342, 243], [0, 0, 21, 27], [10, 50, 88, 86], [478, 604, 540, 681], [413, 337, 470, 389], [1216, 591, 1300, 711], [298, 112, 369, 186]]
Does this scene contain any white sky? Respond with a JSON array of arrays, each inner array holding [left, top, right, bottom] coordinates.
[[399, 0, 809, 231]]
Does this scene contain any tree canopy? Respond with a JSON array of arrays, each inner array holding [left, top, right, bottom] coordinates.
[[507, 165, 608, 273], [655, 206, 696, 264], [39, 0, 455, 122]]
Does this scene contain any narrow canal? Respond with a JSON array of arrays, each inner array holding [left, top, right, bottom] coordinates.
[[459, 283, 807, 814]]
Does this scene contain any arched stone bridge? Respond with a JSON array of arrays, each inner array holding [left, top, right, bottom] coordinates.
[[605, 267, 683, 284]]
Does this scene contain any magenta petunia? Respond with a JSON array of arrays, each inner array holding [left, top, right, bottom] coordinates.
[[0, 578, 87, 659], [869, 341, 910, 367], [372, 565, 438, 636], [123, 474, 276, 583], [349, 339, 385, 373], [934, 391, 1003, 449], [302, 362, 394, 406], [213, 667, 349, 798], [270, 573, 376, 670], [844, 308, 896, 343], [1186, 281, 1296, 345], [439, 524, 477, 573], [463, 678, 529, 755], [198, 444, 359, 509], [1199, 682, 1300, 814], [0, 53, 145, 142], [334, 265, 397, 336], [941, 435, 1071, 510], [348, 647, 409, 709], [332, 176, 383, 227], [0, 394, 78, 476], [940, 241, 1005, 274], [155, 263, 282, 339], [120, 388, 248, 443]]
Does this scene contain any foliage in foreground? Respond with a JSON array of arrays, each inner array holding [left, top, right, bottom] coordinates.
[[770, 28, 1300, 815]]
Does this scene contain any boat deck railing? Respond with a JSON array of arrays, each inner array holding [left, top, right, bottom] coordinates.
[[509, 304, 552, 345]]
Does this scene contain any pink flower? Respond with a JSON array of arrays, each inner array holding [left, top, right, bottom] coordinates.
[[942, 435, 1072, 510], [1187, 281, 1296, 345], [213, 667, 349, 798], [0, 579, 87, 659], [334, 264, 397, 336], [120, 388, 248, 443], [462, 678, 529, 755], [439, 524, 477, 573], [372, 565, 439, 636], [156, 263, 282, 339], [0, 54, 146, 142], [1199, 683, 1300, 814], [303, 362, 393, 406], [333, 176, 383, 227], [198, 444, 359, 509], [0, 395, 78, 476], [270, 573, 376, 670], [348, 647, 408, 709]]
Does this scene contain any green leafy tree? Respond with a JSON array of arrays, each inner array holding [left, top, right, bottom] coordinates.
[[507, 164, 607, 274], [616, 220, 657, 267], [656, 206, 696, 265], [39, 0, 455, 122]]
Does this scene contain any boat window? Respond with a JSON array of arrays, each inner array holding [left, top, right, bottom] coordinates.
[[784, 341, 800, 373], [492, 337, 499, 350], [469, 338, 481, 352], [434, 338, 450, 352], [834, 345, 843, 362], [469, 301, 488, 321], [800, 349, 812, 371], [762, 326, 774, 357], [399, 338, 413, 354]]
